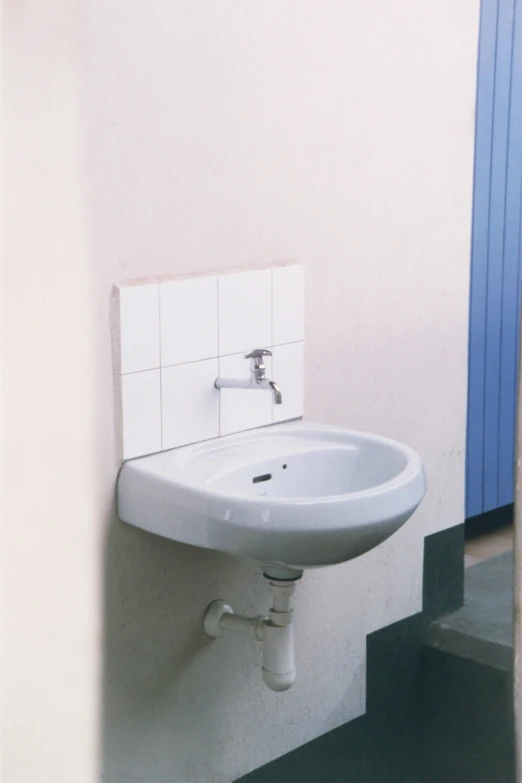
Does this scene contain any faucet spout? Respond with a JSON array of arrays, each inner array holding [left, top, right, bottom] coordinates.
[[268, 381, 283, 405], [214, 348, 283, 405]]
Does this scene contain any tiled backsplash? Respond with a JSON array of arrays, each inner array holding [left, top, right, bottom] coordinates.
[[115, 263, 305, 460]]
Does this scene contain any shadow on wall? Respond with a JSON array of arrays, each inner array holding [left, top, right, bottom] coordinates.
[[100, 496, 267, 783]]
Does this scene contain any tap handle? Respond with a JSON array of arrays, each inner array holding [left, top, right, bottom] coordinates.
[[245, 348, 271, 379], [244, 348, 272, 360]]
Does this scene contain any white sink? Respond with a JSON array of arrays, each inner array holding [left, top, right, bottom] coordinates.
[[118, 421, 426, 577]]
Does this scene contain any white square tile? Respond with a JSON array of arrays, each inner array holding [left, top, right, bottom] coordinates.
[[272, 342, 305, 423], [119, 284, 160, 374], [219, 352, 273, 436], [272, 265, 305, 345], [162, 359, 219, 449], [121, 370, 162, 459], [218, 270, 272, 356], [160, 276, 218, 367]]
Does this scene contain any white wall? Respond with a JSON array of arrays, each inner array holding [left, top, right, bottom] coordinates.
[[1, 2, 100, 782], [2, 2, 479, 782]]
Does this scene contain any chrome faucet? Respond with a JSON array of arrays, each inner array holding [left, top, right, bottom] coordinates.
[[215, 348, 283, 405]]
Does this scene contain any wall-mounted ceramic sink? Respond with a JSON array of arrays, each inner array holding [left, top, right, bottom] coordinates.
[[118, 421, 426, 578]]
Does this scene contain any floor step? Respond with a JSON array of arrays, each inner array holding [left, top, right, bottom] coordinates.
[[425, 551, 513, 670], [420, 551, 514, 783]]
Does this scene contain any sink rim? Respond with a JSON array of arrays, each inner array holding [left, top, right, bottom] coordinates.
[[118, 420, 427, 568], [125, 420, 424, 508]]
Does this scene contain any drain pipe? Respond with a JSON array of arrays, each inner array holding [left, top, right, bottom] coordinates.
[[203, 578, 298, 691]]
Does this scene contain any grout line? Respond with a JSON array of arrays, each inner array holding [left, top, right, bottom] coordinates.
[[270, 339, 304, 349], [121, 366, 162, 376], [120, 339, 305, 377]]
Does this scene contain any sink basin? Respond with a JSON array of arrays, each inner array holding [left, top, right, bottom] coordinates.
[[117, 421, 426, 575]]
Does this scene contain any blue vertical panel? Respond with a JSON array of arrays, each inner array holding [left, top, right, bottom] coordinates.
[[467, 0, 522, 517], [483, 0, 516, 511], [467, 0, 499, 517], [498, 0, 522, 506]]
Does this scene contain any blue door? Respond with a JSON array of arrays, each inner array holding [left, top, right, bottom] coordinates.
[[466, 0, 522, 518]]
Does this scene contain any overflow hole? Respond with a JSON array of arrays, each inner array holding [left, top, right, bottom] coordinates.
[[253, 473, 272, 484]]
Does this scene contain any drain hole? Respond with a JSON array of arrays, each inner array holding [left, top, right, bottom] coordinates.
[[253, 473, 272, 484], [282, 464, 288, 470]]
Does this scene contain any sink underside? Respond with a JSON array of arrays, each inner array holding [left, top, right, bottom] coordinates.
[[117, 421, 426, 571]]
